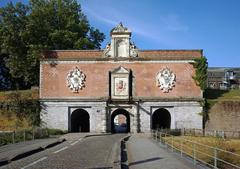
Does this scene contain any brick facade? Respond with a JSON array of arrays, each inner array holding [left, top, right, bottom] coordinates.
[[40, 61, 202, 99], [40, 23, 203, 133]]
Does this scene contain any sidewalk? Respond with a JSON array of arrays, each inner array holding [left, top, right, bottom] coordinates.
[[127, 134, 202, 169]]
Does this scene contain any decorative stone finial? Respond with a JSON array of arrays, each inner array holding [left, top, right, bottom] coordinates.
[[111, 22, 131, 34]]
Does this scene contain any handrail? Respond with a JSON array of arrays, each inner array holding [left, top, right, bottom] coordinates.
[[151, 130, 240, 169]]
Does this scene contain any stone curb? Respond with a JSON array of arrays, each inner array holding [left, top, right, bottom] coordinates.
[[0, 138, 65, 166]]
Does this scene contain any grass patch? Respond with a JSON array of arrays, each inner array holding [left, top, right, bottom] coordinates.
[[0, 89, 39, 101], [47, 128, 68, 135], [204, 89, 240, 101], [0, 114, 30, 131], [204, 89, 240, 109]]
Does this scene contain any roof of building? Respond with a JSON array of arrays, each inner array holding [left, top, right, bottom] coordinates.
[[208, 67, 240, 72], [42, 49, 203, 60], [42, 23, 203, 61]]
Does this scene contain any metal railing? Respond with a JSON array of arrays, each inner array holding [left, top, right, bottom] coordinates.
[[0, 128, 49, 146], [182, 128, 240, 139], [151, 130, 240, 169]]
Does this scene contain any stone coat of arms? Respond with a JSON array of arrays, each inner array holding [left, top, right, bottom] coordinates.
[[67, 67, 86, 92], [156, 68, 176, 93]]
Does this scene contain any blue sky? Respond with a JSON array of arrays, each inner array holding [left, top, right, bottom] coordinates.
[[1, 0, 240, 67]]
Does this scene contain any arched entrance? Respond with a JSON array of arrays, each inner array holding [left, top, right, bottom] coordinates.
[[71, 109, 90, 132], [111, 109, 130, 133], [152, 108, 171, 130]]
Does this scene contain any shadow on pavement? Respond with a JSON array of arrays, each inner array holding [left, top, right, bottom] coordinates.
[[128, 157, 163, 166], [88, 167, 112, 169]]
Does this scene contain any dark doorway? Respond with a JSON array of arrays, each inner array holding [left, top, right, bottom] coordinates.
[[152, 108, 171, 130], [71, 109, 90, 132], [111, 109, 130, 133]]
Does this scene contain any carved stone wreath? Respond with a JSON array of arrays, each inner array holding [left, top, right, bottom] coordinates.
[[156, 68, 176, 93], [67, 67, 86, 93]]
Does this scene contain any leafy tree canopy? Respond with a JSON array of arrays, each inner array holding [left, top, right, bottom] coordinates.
[[0, 0, 105, 89]]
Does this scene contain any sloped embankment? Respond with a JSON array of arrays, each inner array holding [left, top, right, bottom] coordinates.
[[0, 89, 39, 131], [205, 89, 240, 131]]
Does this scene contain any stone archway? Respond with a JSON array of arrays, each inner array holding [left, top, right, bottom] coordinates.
[[152, 108, 171, 130], [111, 109, 130, 133], [71, 109, 90, 132]]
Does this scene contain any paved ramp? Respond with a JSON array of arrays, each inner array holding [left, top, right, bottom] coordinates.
[[127, 134, 200, 169]]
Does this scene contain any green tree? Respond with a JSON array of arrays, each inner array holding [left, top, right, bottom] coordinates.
[[0, 2, 30, 89], [192, 56, 208, 91], [0, 0, 105, 88]]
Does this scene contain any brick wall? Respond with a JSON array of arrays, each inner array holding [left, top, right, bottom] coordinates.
[[40, 62, 202, 99]]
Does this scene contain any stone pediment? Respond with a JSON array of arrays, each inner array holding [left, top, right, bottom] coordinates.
[[111, 22, 131, 34], [111, 66, 129, 74], [104, 23, 138, 58]]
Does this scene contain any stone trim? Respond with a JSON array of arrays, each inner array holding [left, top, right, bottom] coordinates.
[[41, 60, 195, 64], [40, 97, 203, 102]]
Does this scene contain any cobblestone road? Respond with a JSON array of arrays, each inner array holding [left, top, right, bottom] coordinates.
[[1, 134, 126, 169]]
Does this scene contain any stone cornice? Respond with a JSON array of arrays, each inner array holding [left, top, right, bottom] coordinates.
[[40, 97, 203, 102], [40, 59, 195, 64]]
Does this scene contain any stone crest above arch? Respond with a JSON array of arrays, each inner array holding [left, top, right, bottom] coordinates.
[[66, 67, 86, 93], [156, 67, 176, 93], [110, 66, 130, 100]]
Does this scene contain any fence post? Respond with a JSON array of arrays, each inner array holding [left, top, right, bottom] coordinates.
[[160, 132, 162, 143], [193, 143, 196, 165], [214, 148, 217, 168], [180, 139, 183, 157], [12, 131, 15, 144], [32, 127, 35, 140], [23, 129, 26, 142]]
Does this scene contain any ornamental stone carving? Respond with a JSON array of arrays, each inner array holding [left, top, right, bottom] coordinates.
[[67, 67, 86, 92], [111, 22, 130, 33], [156, 68, 176, 93], [103, 22, 138, 58]]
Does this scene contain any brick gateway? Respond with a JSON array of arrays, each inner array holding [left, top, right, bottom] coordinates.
[[40, 23, 203, 133]]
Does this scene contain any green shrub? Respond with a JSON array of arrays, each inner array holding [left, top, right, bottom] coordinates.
[[47, 128, 67, 135]]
